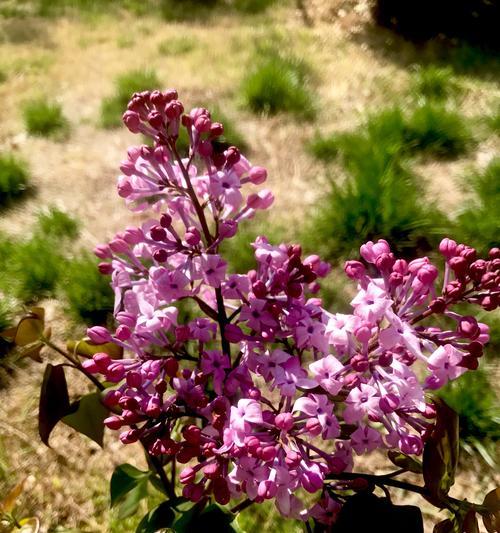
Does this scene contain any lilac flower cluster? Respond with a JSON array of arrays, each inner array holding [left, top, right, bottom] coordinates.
[[83, 90, 499, 524]]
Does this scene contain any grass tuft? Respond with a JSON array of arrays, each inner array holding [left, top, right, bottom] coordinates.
[[23, 99, 69, 139], [454, 158, 500, 255], [36, 207, 80, 239], [0, 154, 30, 208], [439, 370, 499, 465], [241, 48, 315, 118], [100, 69, 160, 129], [410, 65, 461, 101], [59, 254, 113, 324], [308, 108, 448, 258], [404, 102, 472, 158]]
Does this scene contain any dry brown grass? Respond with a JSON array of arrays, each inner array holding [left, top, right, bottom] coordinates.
[[0, 3, 499, 531]]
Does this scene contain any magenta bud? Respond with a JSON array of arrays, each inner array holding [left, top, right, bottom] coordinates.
[[120, 429, 140, 444], [98, 262, 113, 275], [185, 226, 201, 246], [449, 256, 468, 277], [224, 323, 244, 343], [378, 351, 393, 367], [354, 324, 372, 344], [225, 146, 240, 167], [306, 417, 322, 437], [104, 415, 123, 430], [248, 387, 261, 400], [160, 213, 172, 228], [94, 244, 112, 259], [126, 370, 142, 388], [350, 354, 369, 372], [375, 252, 395, 272], [164, 357, 179, 378], [379, 393, 399, 413], [252, 280, 267, 298], [109, 238, 129, 254], [457, 316, 480, 339], [213, 478, 230, 506], [260, 445, 277, 462], [123, 227, 143, 245], [150, 225, 167, 241], [248, 166, 267, 184], [417, 264, 438, 284], [210, 122, 224, 137], [183, 425, 202, 445], [285, 450, 301, 468], [439, 238, 457, 259], [180, 467, 196, 485], [429, 297, 446, 313], [275, 412, 294, 432], [219, 219, 238, 239], [153, 249, 168, 263], [122, 110, 141, 133], [344, 260, 366, 280], [148, 110, 163, 130], [145, 396, 162, 417], [82, 359, 98, 373], [116, 325, 131, 341], [392, 259, 408, 275], [87, 326, 112, 344]]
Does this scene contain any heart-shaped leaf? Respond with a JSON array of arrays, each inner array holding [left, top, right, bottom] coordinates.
[[110, 464, 150, 508], [38, 364, 71, 446], [423, 398, 459, 503], [136, 501, 176, 533], [62, 392, 108, 447]]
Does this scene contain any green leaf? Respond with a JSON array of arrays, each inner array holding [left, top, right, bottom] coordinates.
[[334, 493, 423, 533], [118, 480, 149, 519], [387, 450, 423, 473], [482, 487, 500, 533], [110, 464, 150, 508], [434, 519, 458, 533], [67, 338, 123, 359], [136, 501, 176, 533], [423, 398, 459, 503], [173, 503, 237, 533], [38, 364, 71, 446], [62, 392, 108, 447]]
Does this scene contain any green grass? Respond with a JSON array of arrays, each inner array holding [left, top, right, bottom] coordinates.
[[100, 69, 161, 129], [241, 49, 315, 118], [0, 234, 66, 302], [158, 36, 196, 56], [487, 103, 500, 134], [0, 154, 30, 208], [439, 370, 500, 466], [410, 65, 461, 101], [454, 158, 500, 256], [404, 102, 472, 158], [23, 99, 69, 139], [59, 254, 113, 324], [37, 207, 80, 239], [308, 108, 448, 258]]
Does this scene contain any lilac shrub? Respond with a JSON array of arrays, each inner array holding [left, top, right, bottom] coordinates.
[[18, 88, 498, 532]]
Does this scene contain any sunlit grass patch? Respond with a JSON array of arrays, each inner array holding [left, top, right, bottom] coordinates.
[[23, 99, 69, 139], [100, 69, 161, 129], [36, 207, 80, 239], [59, 253, 113, 324], [0, 154, 30, 209], [410, 65, 461, 101], [454, 157, 500, 256], [241, 48, 315, 118]]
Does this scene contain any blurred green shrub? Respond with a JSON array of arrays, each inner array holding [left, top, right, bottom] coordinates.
[[23, 99, 69, 139], [0, 234, 66, 302], [410, 65, 461, 101], [454, 158, 500, 256], [404, 102, 472, 157], [100, 69, 160, 129], [308, 108, 448, 258], [37, 207, 80, 239], [439, 370, 500, 466], [0, 154, 30, 208], [487, 104, 500, 134], [241, 48, 315, 118], [59, 253, 113, 324]]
